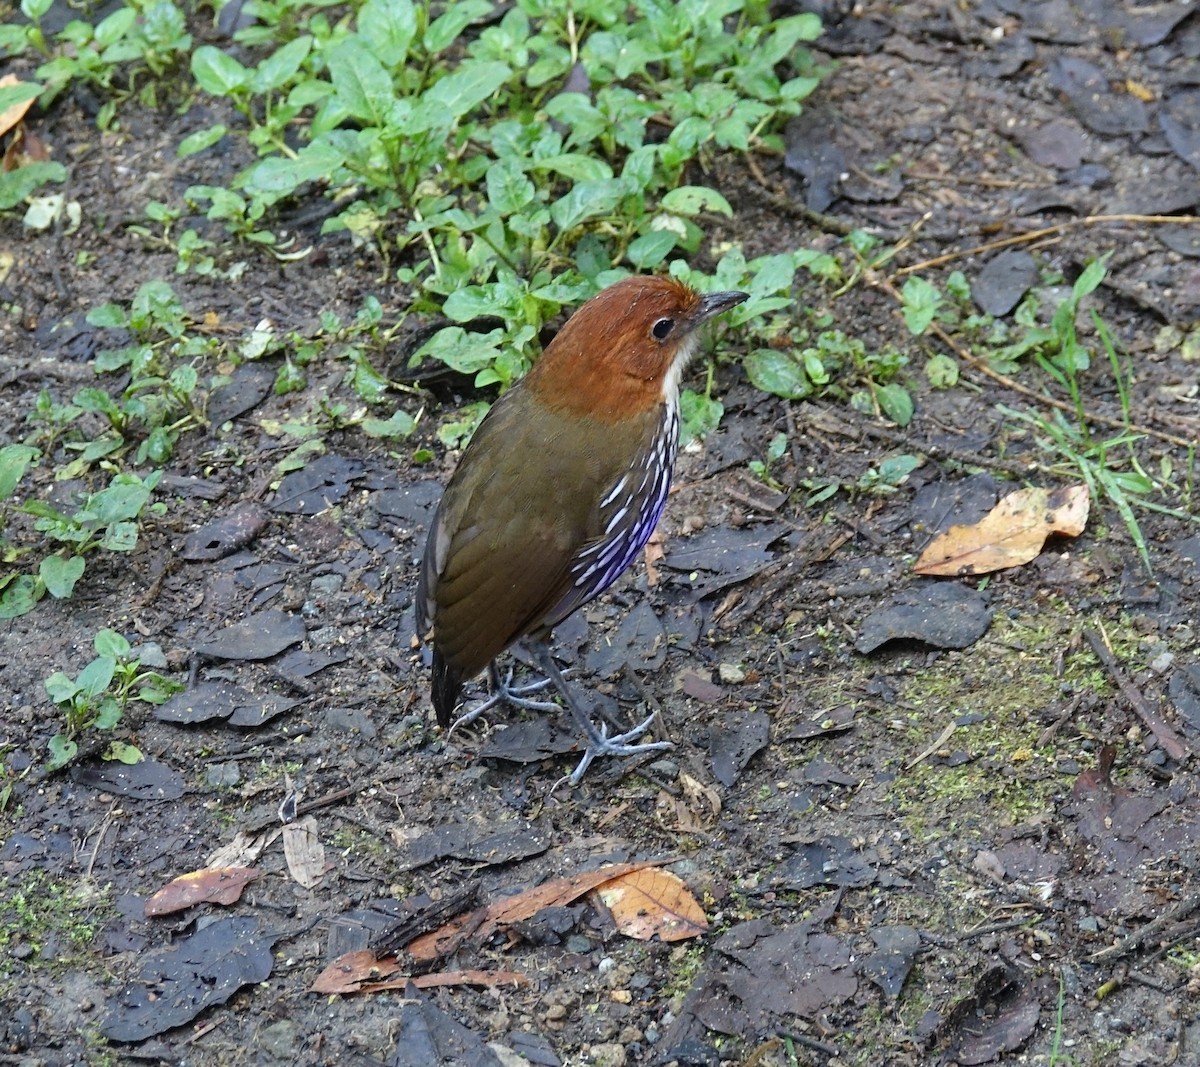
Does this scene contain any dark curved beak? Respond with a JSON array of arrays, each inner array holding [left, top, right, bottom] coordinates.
[[697, 290, 749, 322]]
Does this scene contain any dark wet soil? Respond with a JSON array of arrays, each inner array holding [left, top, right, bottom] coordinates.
[[3, 2, 1200, 1066]]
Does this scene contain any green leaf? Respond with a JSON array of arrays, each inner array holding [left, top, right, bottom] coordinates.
[[359, 0, 417, 66], [251, 34, 312, 94], [39, 554, 85, 599], [93, 628, 131, 659], [534, 154, 614, 182], [92, 695, 121, 730], [0, 443, 39, 500], [46, 734, 77, 771], [925, 353, 958, 389], [191, 44, 250, 96], [0, 161, 67, 210], [443, 287, 500, 323], [900, 276, 942, 336], [241, 140, 346, 200], [326, 37, 395, 126], [486, 160, 535, 216], [874, 383, 914, 426], [0, 575, 42, 619], [97, 521, 139, 552], [423, 0, 491, 54], [627, 230, 678, 270], [423, 60, 511, 119], [661, 185, 734, 218], [744, 349, 810, 400], [44, 671, 79, 704], [1073, 255, 1109, 300], [550, 179, 623, 232], [76, 655, 117, 699], [679, 389, 724, 443], [93, 6, 136, 47], [0, 80, 41, 115], [362, 410, 417, 438], [877, 453, 922, 485], [177, 124, 227, 158], [103, 740, 143, 764]]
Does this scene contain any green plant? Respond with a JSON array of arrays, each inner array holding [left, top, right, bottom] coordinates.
[[0, 462, 165, 618], [748, 431, 788, 489], [801, 453, 922, 506], [8, 0, 193, 128], [24, 281, 214, 470], [43, 628, 180, 770]]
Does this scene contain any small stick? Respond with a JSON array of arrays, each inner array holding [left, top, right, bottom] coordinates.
[[1089, 890, 1200, 963], [894, 213, 1200, 276], [1082, 628, 1192, 763]]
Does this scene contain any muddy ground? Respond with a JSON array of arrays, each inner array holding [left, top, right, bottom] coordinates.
[[3, 2, 1200, 1065]]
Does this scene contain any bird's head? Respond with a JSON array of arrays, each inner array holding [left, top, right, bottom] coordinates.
[[526, 276, 748, 422]]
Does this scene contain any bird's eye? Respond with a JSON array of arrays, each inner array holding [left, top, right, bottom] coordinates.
[[652, 317, 675, 340]]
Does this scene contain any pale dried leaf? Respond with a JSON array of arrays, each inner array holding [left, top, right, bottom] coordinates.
[[914, 484, 1089, 576], [595, 868, 708, 942], [282, 815, 326, 889], [205, 827, 280, 869]]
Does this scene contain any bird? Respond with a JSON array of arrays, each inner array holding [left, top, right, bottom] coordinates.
[[416, 275, 748, 783]]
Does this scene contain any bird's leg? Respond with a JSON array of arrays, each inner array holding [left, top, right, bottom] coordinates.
[[529, 642, 673, 784], [449, 660, 559, 734]]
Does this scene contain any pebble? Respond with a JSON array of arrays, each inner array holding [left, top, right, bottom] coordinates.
[[133, 642, 168, 670], [565, 934, 592, 954], [205, 762, 241, 788], [588, 1043, 627, 1066], [718, 662, 745, 684], [309, 625, 340, 647], [310, 573, 344, 596]]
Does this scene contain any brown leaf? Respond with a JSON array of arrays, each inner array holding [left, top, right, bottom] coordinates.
[[406, 861, 661, 961], [310, 950, 528, 995], [144, 867, 261, 917], [914, 484, 1089, 576], [0, 76, 36, 141], [282, 815, 326, 889], [595, 868, 708, 942]]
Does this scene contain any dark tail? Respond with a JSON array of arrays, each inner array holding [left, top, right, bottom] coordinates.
[[430, 648, 464, 728]]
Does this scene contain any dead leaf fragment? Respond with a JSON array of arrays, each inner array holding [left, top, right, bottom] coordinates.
[[144, 867, 261, 917], [0, 75, 37, 140], [407, 861, 662, 961], [310, 949, 528, 995], [914, 484, 1089, 576], [282, 815, 326, 889], [595, 868, 708, 942]]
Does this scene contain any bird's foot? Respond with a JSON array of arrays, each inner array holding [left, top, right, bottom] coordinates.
[[561, 710, 674, 786], [449, 667, 560, 734]]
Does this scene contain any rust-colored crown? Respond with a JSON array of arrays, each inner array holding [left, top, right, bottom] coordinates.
[[525, 276, 745, 423]]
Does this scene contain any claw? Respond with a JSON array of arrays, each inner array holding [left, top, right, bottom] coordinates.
[[561, 710, 674, 786]]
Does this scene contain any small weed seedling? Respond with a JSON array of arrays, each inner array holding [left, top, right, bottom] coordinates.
[[44, 628, 180, 770]]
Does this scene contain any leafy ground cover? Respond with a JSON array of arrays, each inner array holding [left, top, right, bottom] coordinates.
[[2, 1, 1200, 1064]]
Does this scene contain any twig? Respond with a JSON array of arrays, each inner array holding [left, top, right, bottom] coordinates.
[[1090, 890, 1200, 964], [894, 213, 1200, 276], [1082, 628, 1193, 763], [905, 719, 958, 770]]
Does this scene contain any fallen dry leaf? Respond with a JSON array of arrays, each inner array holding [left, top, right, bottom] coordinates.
[[595, 867, 708, 942], [914, 484, 1089, 576], [144, 867, 261, 917], [0, 75, 37, 140], [282, 815, 326, 889], [205, 827, 281, 869], [407, 861, 662, 961], [656, 773, 722, 832], [310, 949, 528, 995]]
